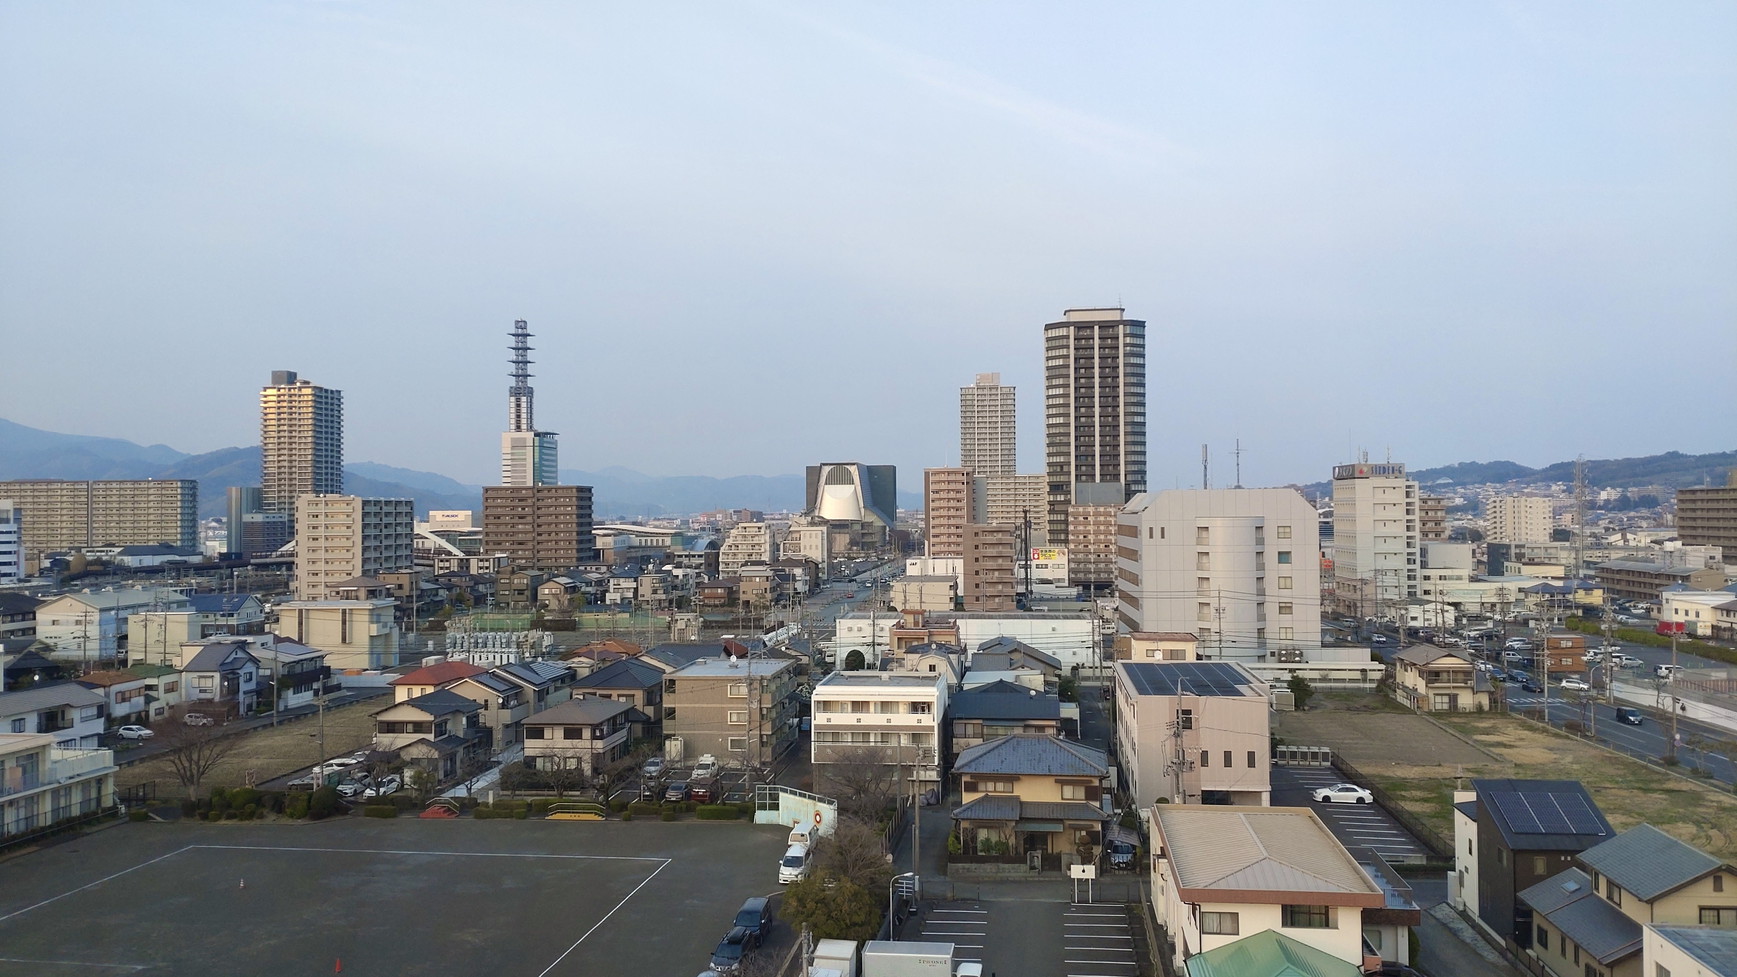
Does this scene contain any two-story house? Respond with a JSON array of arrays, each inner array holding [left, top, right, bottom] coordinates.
[[493, 660, 576, 713], [1151, 805, 1388, 972], [1520, 824, 1737, 977], [0, 732, 116, 843], [1392, 646, 1492, 712], [950, 733, 1109, 870], [663, 657, 801, 770], [0, 683, 108, 748], [570, 658, 664, 740], [521, 696, 634, 777], [947, 679, 1062, 763], [1453, 778, 1613, 946], [77, 666, 183, 726], [179, 640, 262, 717], [372, 689, 486, 783], [1114, 661, 1270, 809], [440, 671, 527, 749], [811, 671, 949, 796]]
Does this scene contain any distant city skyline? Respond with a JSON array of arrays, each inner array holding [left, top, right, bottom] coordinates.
[[2, 4, 1732, 488]]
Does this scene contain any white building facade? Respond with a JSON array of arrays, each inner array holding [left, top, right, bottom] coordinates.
[[1331, 463, 1420, 617]]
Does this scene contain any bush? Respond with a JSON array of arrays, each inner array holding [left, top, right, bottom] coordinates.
[[660, 810, 676, 822], [223, 810, 239, 820], [286, 794, 310, 820], [515, 808, 530, 820], [181, 799, 198, 818], [530, 798, 558, 815], [240, 804, 257, 821], [621, 811, 634, 821], [610, 798, 630, 813], [628, 801, 661, 816], [735, 801, 755, 817], [946, 833, 962, 855], [128, 809, 150, 823], [364, 805, 398, 819], [695, 805, 740, 821], [307, 786, 342, 820], [228, 787, 263, 810]]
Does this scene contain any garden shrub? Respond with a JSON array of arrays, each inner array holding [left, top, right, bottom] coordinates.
[[695, 805, 740, 821], [306, 786, 342, 820], [364, 805, 398, 818], [660, 810, 676, 822], [621, 811, 634, 821], [128, 809, 150, 823]]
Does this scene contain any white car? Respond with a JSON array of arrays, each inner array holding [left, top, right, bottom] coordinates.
[[1312, 783, 1374, 805], [1559, 678, 1591, 692], [116, 725, 154, 740], [1613, 654, 1644, 668], [362, 775, 402, 798]]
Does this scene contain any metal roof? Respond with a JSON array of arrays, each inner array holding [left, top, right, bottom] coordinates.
[[947, 683, 1061, 722], [1519, 868, 1642, 965], [1118, 661, 1266, 698], [187, 594, 259, 614], [1576, 824, 1723, 902], [571, 658, 663, 690], [1653, 926, 1737, 975], [954, 734, 1107, 778], [1154, 806, 1384, 904]]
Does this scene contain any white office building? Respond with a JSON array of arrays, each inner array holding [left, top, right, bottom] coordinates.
[[1331, 463, 1419, 617]]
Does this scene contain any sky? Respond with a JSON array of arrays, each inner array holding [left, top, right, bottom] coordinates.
[[2, 2, 1733, 489]]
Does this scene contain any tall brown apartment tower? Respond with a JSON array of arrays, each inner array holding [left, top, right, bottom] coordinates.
[[959, 373, 1016, 477], [1043, 308, 1146, 545], [482, 485, 597, 571], [923, 468, 978, 558], [1677, 472, 1737, 557], [260, 370, 343, 532], [961, 523, 1017, 611]]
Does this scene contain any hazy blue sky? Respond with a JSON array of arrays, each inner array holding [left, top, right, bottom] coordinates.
[[3, 2, 1733, 488]]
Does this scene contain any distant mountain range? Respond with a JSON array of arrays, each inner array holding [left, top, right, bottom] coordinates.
[[0, 418, 921, 519], [1297, 449, 1736, 498]]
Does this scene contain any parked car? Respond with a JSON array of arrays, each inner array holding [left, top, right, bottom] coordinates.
[[1104, 825, 1140, 870], [1505, 638, 1534, 651], [335, 779, 368, 798], [1312, 783, 1374, 805], [1656, 664, 1683, 680], [642, 756, 666, 779], [182, 713, 215, 727], [1615, 707, 1644, 725], [778, 844, 812, 884], [1612, 654, 1644, 669], [1559, 678, 1591, 692], [710, 926, 757, 973], [362, 775, 402, 798], [1369, 634, 1389, 645], [664, 782, 692, 803], [690, 779, 720, 804], [733, 896, 774, 944], [116, 725, 154, 740], [693, 754, 721, 780]]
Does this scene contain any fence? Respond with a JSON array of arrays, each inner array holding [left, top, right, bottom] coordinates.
[[1329, 755, 1455, 861]]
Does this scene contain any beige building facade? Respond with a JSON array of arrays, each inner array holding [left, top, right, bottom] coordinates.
[[1332, 463, 1419, 616], [275, 598, 400, 671], [1486, 495, 1554, 544], [982, 473, 1049, 547], [294, 495, 415, 600], [0, 479, 197, 559], [959, 372, 1016, 478], [718, 521, 785, 577], [811, 671, 948, 791], [260, 370, 343, 529], [923, 467, 977, 559], [1066, 503, 1119, 591], [1115, 660, 1270, 809]]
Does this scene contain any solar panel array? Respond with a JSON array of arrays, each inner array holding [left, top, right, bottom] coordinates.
[[1492, 789, 1607, 836], [1122, 662, 1257, 698]]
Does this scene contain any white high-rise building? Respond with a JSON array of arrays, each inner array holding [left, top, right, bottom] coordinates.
[[260, 370, 343, 531], [499, 319, 559, 487], [959, 372, 1016, 478], [1331, 463, 1420, 617], [1043, 308, 1146, 544], [0, 500, 21, 583], [294, 495, 415, 600], [1116, 489, 1323, 660], [1485, 495, 1554, 544]]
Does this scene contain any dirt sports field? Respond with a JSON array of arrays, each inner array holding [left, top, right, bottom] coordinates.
[[1277, 693, 1737, 860]]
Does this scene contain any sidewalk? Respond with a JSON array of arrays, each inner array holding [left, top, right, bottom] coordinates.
[[1419, 904, 1527, 977]]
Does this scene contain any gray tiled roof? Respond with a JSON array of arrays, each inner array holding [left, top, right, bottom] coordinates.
[[1577, 823, 1723, 901], [523, 696, 633, 726], [1022, 800, 1111, 822], [948, 684, 1061, 722], [183, 642, 256, 673], [1653, 926, 1737, 975], [954, 734, 1106, 777], [571, 659, 662, 690], [397, 688, 483, 716], [951, 794, 1021, 821], [1520, 868, 1642, 965], [0, 681, 107, 714]]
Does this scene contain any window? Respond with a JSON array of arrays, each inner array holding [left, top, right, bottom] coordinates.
[[163, 681, 178, 693], [1700, 907, 1737, 925], [1536, 926, 1549, 951], [1196, 527, 1210, 544], [1277, 576, 1293, 590], [8, 718, 22, 733], [1497, 848, 1506, 866], [1656, 966, 1671, 977], [1178, 709, 1194, 730], [1196, 552, 1211, 571], [525, 727, 547, 740], [1197, 603, 1213, 622], [1606, 879, 1622, 906], [1534, 856, 1548, 875], [1199, 751, 1208, 767], [1279, 627, 1294, 640], [1200, 911, 1239, 935], [1281, 905, 1331, 928], [1278, 602, 1293, 616], [727, 683, 748, 698], [562, 727, 584, 740], [1061, 784, 1087, 800], [979, 779, 1015, 793], [1223, 751, 1232, 767], [1277, 551, 1293, 564], [1247, 751, 1257, 768], [727, 710, 748, 725], [728, 737, 748, 752], [911, 702, 932, 715], [1717, 875, 1726, 893]]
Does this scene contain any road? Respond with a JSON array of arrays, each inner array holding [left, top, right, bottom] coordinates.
[[1501, 686, 1737, 784]]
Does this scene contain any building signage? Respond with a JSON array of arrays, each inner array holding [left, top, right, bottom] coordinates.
[[1333, 463, 1406, 479]]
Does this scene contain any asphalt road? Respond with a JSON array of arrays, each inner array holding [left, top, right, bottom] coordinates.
[[1502, 687, 1737, 783]]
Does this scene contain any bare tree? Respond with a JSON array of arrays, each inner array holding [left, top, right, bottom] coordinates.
[[818, 746, 897, 819], [158, 716, 244, 799], [816, 815, 893, 892]]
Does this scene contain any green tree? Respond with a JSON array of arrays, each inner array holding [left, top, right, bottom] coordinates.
[[1287, 675, 1315, 711], [843, 649, 866, 671], [781, 872, 884, 942]]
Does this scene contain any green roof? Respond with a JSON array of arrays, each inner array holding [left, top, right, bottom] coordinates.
[[1183, 931, 1362, 977], [124, 664, 179, 678]]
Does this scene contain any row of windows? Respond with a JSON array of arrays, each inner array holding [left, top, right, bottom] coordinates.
[[1197, 750, 1260, 769], [1199, 904, 1331, 935]]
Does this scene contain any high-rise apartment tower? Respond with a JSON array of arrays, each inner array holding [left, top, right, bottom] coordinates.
[[960, 373, 1016, 478], [500, 320, 560, 486], [260, 370, 343, 530], [1043, 308, 1146, 544], [1331, 462, 1419, 617]]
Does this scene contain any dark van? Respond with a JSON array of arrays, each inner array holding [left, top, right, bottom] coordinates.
[[734, 896, 774, 943], [1615, 707, 1644, 726]]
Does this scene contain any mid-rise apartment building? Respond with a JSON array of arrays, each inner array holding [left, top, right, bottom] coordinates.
[[981, 473, 1049, 546], [481, 484, 595, 571], [1419, 494, 1448, 541], [260, 370, 343, 529], [1116, 489, 1322, 659], [1677, 473, 1737, 557], [0, 732, 116, 843], [923, 468, 977, 558], [661, 657, 802, 769], [810, 671, 948, 792], [1331, 463, 1419, 617], [294, 495, 415, 600], [961, 523, 1017, 611], [1486, 495, 1554, 544], [1043, 307, 1146, 545], [959, 372, 1016, 477], [0, 480, 197, 560], [719, 521, 786, 577], [1114, 660, 1270, 809], [0, 500, 20, 583], [275, 598, 400, 671], [1066, 503, 1119, 591]]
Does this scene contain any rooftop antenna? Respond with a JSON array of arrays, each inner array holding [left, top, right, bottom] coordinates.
[[1233, 439, 1244, 489], [1201, 444, 1209, 490]]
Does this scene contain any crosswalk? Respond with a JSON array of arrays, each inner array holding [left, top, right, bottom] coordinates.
[[919, 903, 987, 966], [1062, 904, 1138, 977]]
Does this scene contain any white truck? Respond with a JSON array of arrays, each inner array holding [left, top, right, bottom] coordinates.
[[810, 938, 859, 977], [860, 941, 981, 977]]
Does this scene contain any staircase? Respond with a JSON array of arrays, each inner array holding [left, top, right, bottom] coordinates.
[[544, 801, 606, 821]]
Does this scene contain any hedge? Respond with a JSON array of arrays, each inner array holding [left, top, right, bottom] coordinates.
[[363, 805, 398, 819], [627, 801, 662, 817], [695, 805, 740, 821]]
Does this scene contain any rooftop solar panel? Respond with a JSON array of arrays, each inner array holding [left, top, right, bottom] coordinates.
[[1531, 794, 1574, 835], [1122, 661, 1257, 698], [1557, 792, 1608, 836], [1493, 791, 1545, 834]]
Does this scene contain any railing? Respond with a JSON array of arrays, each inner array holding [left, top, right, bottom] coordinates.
[[49, 747, 117, 782]]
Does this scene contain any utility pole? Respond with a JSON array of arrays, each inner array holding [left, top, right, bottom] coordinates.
[[1668, 627, 1682, 764]]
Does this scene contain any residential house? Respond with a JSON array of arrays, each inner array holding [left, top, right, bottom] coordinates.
[[1114, 661, 1270, 809], [696, 578, 740, 608], [0, 732, 116, 843], [390, 660, 487, 703], [248, 638, 332, 711], [521, 696, 634, 777], [179, 641, 262, 717], [1150, 805, 1389, 972], [1452, 778, 1614, 945], [640, 642, 750, 674], [77, 666, 183, 727], [947, 679, 1062, 763], [1, 644, 65, 690], [0, 593, 42, 640], [0, 683, 108, 748], [1520, 824, 1737, 977], [972, 636, 1063, 683], [891, 642, 963, 685], [35, 589, 192, 665], [372, 689, 487, 781], [1115, 632, 1201, 662], [441, 671, 530, 748], [890, 575, 958, 613], [570, 658, 664, 740], [1347, 846, 1425, 967], [1392, 646, 1493, 713], [662, 657, 802, 769], [811, 671, 948, 794], [950, 734, 1109, 869], [1644, 926, 1737, 977], [493, 660, 576, 713], [1182, 931, 1363, 977]]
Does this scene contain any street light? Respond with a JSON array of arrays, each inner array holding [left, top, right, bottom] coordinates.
[[889, 871, 919, 936]]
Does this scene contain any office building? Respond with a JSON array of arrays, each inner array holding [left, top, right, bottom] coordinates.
[[260, 370, 343, 529], [981, 473, 1049, 546], [961, 523, 1017, 611], [293, 495, 415, 600], [1486, 496, 1554, 544], [1116, 489, 1323, 659], [959, 372, 1016, 477], [1676, 472, 1737, 557], [481, 485, 596, 571], [0, 480, 197, 559], [1066, 503, 1119, 591], [923, 468, 977, 558], [1331, 462, 1419, 617], [499, 319, 559, 487], [0, 501, 20, 583], [226, 486, 291, 558], [1043, 307, 1146, 544]]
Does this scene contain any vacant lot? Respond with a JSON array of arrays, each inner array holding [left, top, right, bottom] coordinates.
[[117, 700, 378, 796], [1277, 694, 1737, 860]]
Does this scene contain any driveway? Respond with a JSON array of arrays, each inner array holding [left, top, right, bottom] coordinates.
[[1272, 765, 1430, 863]]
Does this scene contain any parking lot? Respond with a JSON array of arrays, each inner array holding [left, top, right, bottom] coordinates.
[[0, 817, 790, 976], [1271, 765, 1431, 863], [906, 898, 1139, 977]]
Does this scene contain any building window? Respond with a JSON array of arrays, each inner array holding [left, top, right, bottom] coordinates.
[[1279, 627, 1294, 640], [525, 727, 547, 739], [1536, 926, 1549, 951], [728, 683, 748, 698], [562, 727, 584, 740], [1534, 856, 1548, 875], [1278, 576, 1293, 590], [1196, 552, 1211, 571], [1277, 525, 1292, 539], [1178, 709, 1193, 730], [1700, 907, 1737, 925], [979, 780, 1015, 793], [1248, 751, 1257, 767], [1196, 527, 1210, 545], [1223, 751, 1232, 767], [1278, 602, 1293, 615], [1061, 783, 1087, 801], [727, 710, 748, 725], [8, 718, 22, 733], [1656, 965, 1671, 977], [1200, 911, 1239, 935], [1606, 880, 1622, 906], [1199, 751, 1208, 767], [1717, 875, 1726, 893], [1278, 551, 1293, 564], [1281, 905, 1331, 928], [728, 737, 748, 752], [1197, 603, 1212, 622]]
